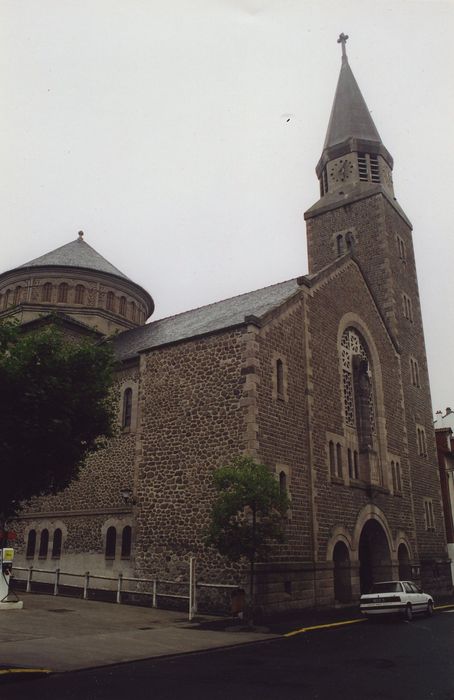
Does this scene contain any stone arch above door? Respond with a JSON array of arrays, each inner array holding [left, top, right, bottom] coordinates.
[[352, 504, 394, 556]]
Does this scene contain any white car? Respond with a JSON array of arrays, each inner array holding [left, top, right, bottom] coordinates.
[[360, 580, 434, 621]]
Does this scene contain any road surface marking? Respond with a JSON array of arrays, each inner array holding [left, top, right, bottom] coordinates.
[[0, 668, 52, 676], [435, 604, 454, 611], [284, 618, 365, 637]]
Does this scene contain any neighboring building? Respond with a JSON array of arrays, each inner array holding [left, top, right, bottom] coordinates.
[[435, 409, 454, 583], [2, 38, 451, 609]]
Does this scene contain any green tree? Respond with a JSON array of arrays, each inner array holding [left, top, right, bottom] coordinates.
[[0, 320, 117, 529], [206, 455, 290, 610]]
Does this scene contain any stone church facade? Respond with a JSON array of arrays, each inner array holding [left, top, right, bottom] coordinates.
[[1, 42, 451, 610]]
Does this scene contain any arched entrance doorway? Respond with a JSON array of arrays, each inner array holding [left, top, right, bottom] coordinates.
[[333, 541, 352, 603], [398, 543, 412, 580], [358, 520, 392, 593]]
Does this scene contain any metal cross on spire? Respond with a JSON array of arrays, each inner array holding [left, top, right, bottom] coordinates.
[[337, 33, 349, 62]]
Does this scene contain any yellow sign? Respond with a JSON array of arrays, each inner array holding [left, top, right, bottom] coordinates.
[[2, 548, 14, 561]]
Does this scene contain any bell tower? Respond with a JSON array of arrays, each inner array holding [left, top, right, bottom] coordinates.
[[316, 33, 394, 203], [305, 36, 448, 582]]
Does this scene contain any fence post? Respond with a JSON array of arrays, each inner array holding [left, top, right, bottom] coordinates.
[[83, 571, 90, 600], [193, 559, 198, 614], [53, 568, 60, 596], [26, 565, 33, 593], [116, 573, 123, 604], [152, 579, 157, 608], [189, 557, 196, 621]]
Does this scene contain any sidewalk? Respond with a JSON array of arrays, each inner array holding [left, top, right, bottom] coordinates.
[[0, 593, 277, 676], [3, 591, 453, 681]]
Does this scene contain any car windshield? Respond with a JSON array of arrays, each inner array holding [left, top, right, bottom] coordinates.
[[369, 582, 403, 593]]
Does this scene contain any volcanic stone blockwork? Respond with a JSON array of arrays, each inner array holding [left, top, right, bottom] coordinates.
[[306, 258, 416, 560], [254, 293, 312, 563], [133, 329, 249, 582]]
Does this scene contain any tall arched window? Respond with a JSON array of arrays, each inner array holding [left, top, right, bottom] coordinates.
[[75, 285, 85, 304], [4, 289, 11, 309], [122, 388, 133, 429], [341, 327, 376, 449], [52, 528, 63, 558], [279, 470, 287, 495], [329, 441, 336, 476], [121, 526, 132, 558], [105, 526, 117, 559], [106, 291, 115, 311], [26, 530, 36, 558], [130, 301, 136, 322], [58, 283, 68, 303], [42, 283, 52, 302], [276, 358, 284, 398], [119, 296, 127, 316], [39, 529, 49, 558], [336, 443, 343, 478]]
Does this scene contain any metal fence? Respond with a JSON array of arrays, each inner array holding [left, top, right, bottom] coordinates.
[[12, 558, 239, 621]]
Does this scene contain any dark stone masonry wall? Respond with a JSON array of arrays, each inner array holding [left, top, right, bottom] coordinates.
[[13, 362, 140, 558], [307, 260, 417, 561], [254, 296, 312, 563], [134, 329, 249, 585]]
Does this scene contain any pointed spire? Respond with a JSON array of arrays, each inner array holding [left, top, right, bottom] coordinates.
[[323, 39, 382, 150], [316, 35, 393, 177]]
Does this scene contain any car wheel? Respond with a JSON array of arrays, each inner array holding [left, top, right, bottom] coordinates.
[[426, 600, 434, 617], [404, 603, 413, 621]]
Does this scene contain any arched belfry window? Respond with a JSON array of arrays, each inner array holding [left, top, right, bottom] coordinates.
[[341, 328, 376, 449]]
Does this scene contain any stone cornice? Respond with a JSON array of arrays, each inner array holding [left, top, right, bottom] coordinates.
[[14, 506, 133, 520]]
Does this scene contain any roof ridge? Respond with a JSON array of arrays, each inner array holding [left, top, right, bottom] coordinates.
[[151, 277, 298, 325]]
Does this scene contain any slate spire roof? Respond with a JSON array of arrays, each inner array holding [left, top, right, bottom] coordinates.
[[316, 35, 393, 175], [18, 231, 130, 280], [322, 53, 382, 151]]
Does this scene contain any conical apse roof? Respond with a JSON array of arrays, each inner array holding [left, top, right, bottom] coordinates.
[[18, 234, 130, 281]]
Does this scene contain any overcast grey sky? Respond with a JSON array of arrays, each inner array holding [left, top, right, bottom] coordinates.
[[1, 0, 453, 414]]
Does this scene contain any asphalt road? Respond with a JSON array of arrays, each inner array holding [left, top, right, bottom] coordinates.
[[4, 610, 454, 700]]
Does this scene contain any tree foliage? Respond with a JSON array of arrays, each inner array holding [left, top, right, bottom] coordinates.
[[0, 320, 117, 522], [206, 456, 290, 599]]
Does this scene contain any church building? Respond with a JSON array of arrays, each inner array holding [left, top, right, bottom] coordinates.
[[1, 37, 450, 609]]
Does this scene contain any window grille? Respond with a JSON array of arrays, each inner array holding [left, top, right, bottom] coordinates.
[[341, 328, 376, 433]]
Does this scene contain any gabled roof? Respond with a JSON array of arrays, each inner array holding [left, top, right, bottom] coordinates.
[[323, 58, 382, 150], [18, 235, 130, 281], [113, 278, 300, 360]]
